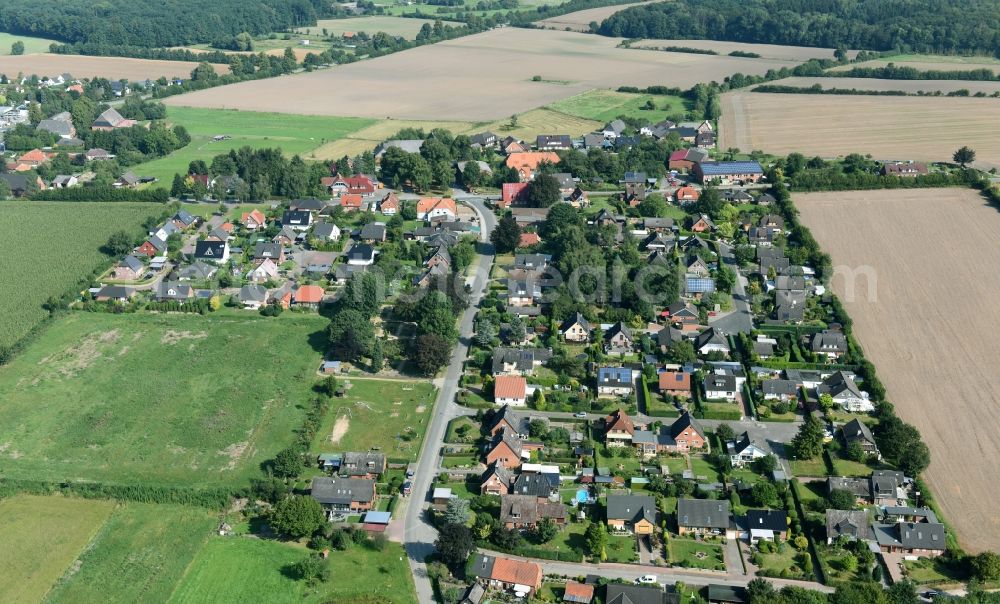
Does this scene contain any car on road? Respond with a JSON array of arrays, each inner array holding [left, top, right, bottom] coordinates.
[[574, 412, 588, 418], [636, 575, 658, 585]]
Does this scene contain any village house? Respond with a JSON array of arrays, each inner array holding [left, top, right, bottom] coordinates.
[[135, 235, 167, 258], [194, 240, 229, 264], [378, 192, 400, 215], [155, 282, 193, 302], [239, 284, 268, 309], [500, 182, 531, 209], [111, 255, 144, 280], [505, 151, 560, 182], [694, 161, 764, 185], [241, 209, 267, 230], [499, 494, 567, 529], [658, 370, 692, 398], [491, 347, 550, 376], [603, 322, 634, 354], [340, 451, 386, 478], [246, 259, 280, 283], [761, 379, 798, 403], [313, 222, 341, 241], [469, 554, 543, 599], [485, 405, 533, 439], [598, 367, 636, 397], [346, 243, 376, 266], [560, 313, 591, 342], [872, 521, 946, 557], [311, 476, 376, 516], [536, 134, 572, 151], [703, 374, 737, 401], [817, 370, 873, 412], [339, 194, 364, 212], [674, 185, 700, 203], [690, 214, 715, 233], [92, 107, 135, 131], [178, 261, 217, 281], [727, 432, 769, 468], [485, 429, 540, 469], [607, 585, 673, 604], [416, 197, 457, 221], [744, 509, 788, 543], [631, 413, 707, 457], [290, 199, 326, 213], [677, 498, 732, 537], [95, 285, 135, 303], [881, 161, 928, 177], [607, 494, 657, 535], [668, 147, 709, 172], [775, 289, 807, 323], [282, 209, 313, 230], [293, 285, 324, 308], [328, 174, 377, 197], [842, 418, 880, 458], [359, 222, 387, 243], [826, 509, 872, 544], [480, 461, 514, 496], [494, 375, 528, 407], [253, 242, 285, 264], [511, 470, 559, 501], [603, 409, 635, 447], [562, 581, 595, 604], [811, 329, 849, 359]]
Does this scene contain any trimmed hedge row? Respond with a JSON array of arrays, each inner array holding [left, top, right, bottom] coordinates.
[[0, 477, 237, 508]]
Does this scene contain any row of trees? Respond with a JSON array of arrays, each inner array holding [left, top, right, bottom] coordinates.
[[598, 0, 1000, 55], [173, 147, 328, 201]]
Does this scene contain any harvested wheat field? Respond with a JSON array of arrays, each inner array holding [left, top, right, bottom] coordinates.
[[0, 54, 228, 80], [829, 56, 1000, 74], [758, 76, 1000, 96], [719, 91, 1000, 169], [536, 1, 654, 31], [631, 40, 856, 62], [796, 188, 1000, 552], [298, 17, 445, 39], [166, 28, 791, 121]]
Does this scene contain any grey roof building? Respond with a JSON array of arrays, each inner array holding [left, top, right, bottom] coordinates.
[[607, 494, 657, 526], [677, 498, 731, 531], [826, 509, 871, 543]]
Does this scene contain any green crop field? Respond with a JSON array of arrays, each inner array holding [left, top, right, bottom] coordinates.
[[169, 537, 418, 604], [0, 201, 163, 350], [311, 378, 437, 461], [0, 495, 115, 603], [136, 107, 375, 185], [547, 89, 692, 124], [0, 31, 59, 55], [46, 502, 216, 604], [0, 311, 328, 487]]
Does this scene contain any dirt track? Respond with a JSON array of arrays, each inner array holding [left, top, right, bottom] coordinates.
[[796, 188, 1000, 553], [719, 91, 1000, 169]]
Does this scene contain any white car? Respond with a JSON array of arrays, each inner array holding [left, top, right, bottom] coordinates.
[[574, 412, 588, 418], [636, 575, 658, 585]]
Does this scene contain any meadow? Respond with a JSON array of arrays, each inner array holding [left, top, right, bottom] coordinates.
[[0, 201, 163, 349], [137, 106, 374, 184], [829, 53, 1000, 73], [0, 31, 58, 55], [0, 495, 115, 603], [719, 91, 1000, 169], [0, 54, 227, 80], [311, 378, 438, 462], [0, 312, 328, 487], [796, 188, 1000, 552], [546, 89, 692, 123], [169, 537, 418, 604], [298, 16, 445, 39], [45, 503, 216, 604], [163, 28, 795, 121]]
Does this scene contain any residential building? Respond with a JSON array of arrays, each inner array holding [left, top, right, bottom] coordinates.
[[872, 521, 946, 557], [499, 494, 567, 529], [155, 282, 193, 301], [604, 322, 634, 354], [606, 585, 675, 604], [842, 418, 880, 458], [677, 498, 732, 536], [341, 451, 386, 478], [598, 367, 635, 397], [346, 243, 376, 266], [560, 312, 591, 342], [693, 161, 764, 185], [817, 371, 873, 412], [416, 197, 457, 220], [494, 375, 528, 407], [491, 347, 551, 376], [658, 371, 692, 397], [469, 554, 543, 598], [485, 405, 532, 438], [826, 509, 871, 544], [505, 151, 560, 181], [282, 210, 313, 230], [704, 374, 737, 401], [94, 285, 135, 303], [695, 327, 730, 356], [293, 285, 324, 308], [310, 476, 376, 515], [242, 209, 267, 230], [239, 284, 268, 309], [604, 409, 635, 446], [727, 432, 769, 468], [881, 161, 928, 177], [811, 329, 848, 359], [111, 255, 144, 280], [744, 509, 788, 543], [607, 494, 657, 534], [480, 462, 514, 496], [194, 240, 229, 264]]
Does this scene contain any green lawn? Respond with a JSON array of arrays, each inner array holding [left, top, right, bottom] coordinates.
[[532, 522, 587, 559], [903, 557, 963, 586], [689, 455, 721, 482], [444, 416, 479, 444], [753, 543, 811, 580], [137, 106, 375, 184], [547, 89, 692, 124], [169, 537, 418, 604], [0, 495, 115, 604], [605, 534, 638, 563], [46, 502, 216, 604], [0, 312, 328, 487], [0, 31, 59, 54], [311, 378, 437, 462], [0, 201, 162, 349], [791, 458, 829, 478], [668, 538, 725, 570], [831, 457, 874, 477]]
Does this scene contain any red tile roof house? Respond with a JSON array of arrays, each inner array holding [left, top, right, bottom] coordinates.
[[378, 192, 400, 215], [604, 409, 637, 447], [241, 209, 267, 231], [658, 370, 692, 398], [519, 232, 541, 247], [494, 375, 528, 407], [674, 185, 700, 203], [563, 581, 595, 603], [14, 148, 50, 171], [470, 554, 543, 599], [329, 175, 377, 197], [416, 197, 457, 220], [505, 151, 560, 182], [339, 194, 364, 212], [293, 285, 324, 308], [500, 182, 530, 209]]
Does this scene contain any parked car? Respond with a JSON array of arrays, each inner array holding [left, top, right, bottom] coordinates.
[[636, 575, 658, 585], [574, 412, 588, 418]]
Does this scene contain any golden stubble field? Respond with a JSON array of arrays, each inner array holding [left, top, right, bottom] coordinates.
[[759, 76, 1000, 95], [0, 54, 228, 80], [719, 91, 1000, 169], [535, 0, 654, 31], [796, 188, 1000, 553], [631, 39, 855, 62], [164, 28, 794, 121]]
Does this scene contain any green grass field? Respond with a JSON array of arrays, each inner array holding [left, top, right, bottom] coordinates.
[[299, 17, 447, 39], [0, 201, 163, 349], [0, 31, 59, 55], [0, 312, 328, 486], [312, 379, 438, 462], [137, 107, 375, 184], [169, 537, 417, 604], [880, 53, 1000, 65], [46, 503, 216, 604], [0, 495, 115, 603], [668, 538, 725, 570], [547, 89, 692, 124], [605, 533, 638, 563]]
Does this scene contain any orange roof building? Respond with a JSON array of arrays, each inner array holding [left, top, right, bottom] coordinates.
[[294, 285, 324, 305], [675, 185, 700, 202], [340, 194, 364, 210], [563, 581, 595, 603], [519, 232, 541, 247], [494, 375, 527, 405], [476, 555, 543, 597], [505, 152, 560, 182], [416, 197, 457, 220], [242, 209, 266, 229]]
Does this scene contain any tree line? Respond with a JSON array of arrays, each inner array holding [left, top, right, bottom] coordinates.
[[597, 0, 1000, 56], [0, 0, 334, 47]]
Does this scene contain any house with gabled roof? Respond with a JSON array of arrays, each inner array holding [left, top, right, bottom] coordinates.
[[818, 371, 872, 412], [598, 367, 635, 397], [658, 371, 691, 397], [480, 461, 514, 496], [694, 161, 764, 185], [311, 476, 376, 515], [416, 197, 457, 220], [811, 329, 849, 359], [239, 284, 268, 309], [677, 498, 732, 537], [111, 255, 144, 280], [695, 327, 730, 356], [744, 509, 788, 543], [704, 374, 737, 401], [313, 222, 341, 241], [341, 451, 386, 478], [178, 260, 217, 281], [485, 405, 532, 438], [774, 289, 806, 323], [469, 554, 543, 598], [603, 409, 635, 446], [491, 347, 550, 376], [607, 494, 657, 535], [95, 285, 135, 303], [135, 235, 167, 258], [826, 509, 871, 544], [691, 214, 715, 233], [92, 107, 135, 131], [872, 521, 946, 557], [155, 282, 193, 301], [727, 432, 768, 468], [505, 151, 560, 182], [282, 210, 312, 230], [560, 312, 591, 342], [494, 375, 528, 407], [241, 209, 267, 231], [194, 240, 229, 264], [604, 322, 634, 354], [485, 429, 530, 469], [499, 494, 567, 529], [842, 418, 879, 458]]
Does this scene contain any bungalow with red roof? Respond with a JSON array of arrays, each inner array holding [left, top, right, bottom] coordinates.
[[494, 375, 527, 407], [293, 285, 324, 308], [470, 554, 543, 598]]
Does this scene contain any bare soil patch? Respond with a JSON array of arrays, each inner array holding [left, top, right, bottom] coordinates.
[[329, 416, 350, 444], [0, 54, 228, 80], [536, 1, 654, 31], [795, 188, 1000, 552], [759, 76, 1000, 95], [165, 29, 793, 121], [719, 91, 1000, 169]]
